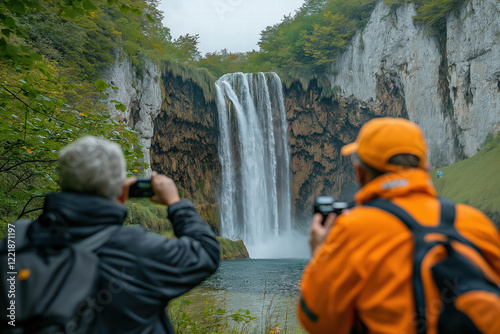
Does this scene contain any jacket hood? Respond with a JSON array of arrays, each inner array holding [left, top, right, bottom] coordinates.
[[355, 169, 437, 204], [40, 192, 127, 228]]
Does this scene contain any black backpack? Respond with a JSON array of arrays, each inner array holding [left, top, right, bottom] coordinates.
[[0, 218, 118, 333], [366, 198, 500, 334]]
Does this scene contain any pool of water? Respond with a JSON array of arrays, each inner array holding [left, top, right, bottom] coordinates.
[[184, 258, 310, 332]]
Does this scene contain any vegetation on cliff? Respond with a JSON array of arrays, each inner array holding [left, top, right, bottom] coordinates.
[[431, 133, 500, 227], [194, 0, 471, 89]]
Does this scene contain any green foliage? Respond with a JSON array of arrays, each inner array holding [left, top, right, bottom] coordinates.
[[124, 198, 172, 233], [197, 50, 252, 78], [411, 0, 471, 32], [432, 133, 500, 227], [196, 0, 378, 78], [303, 11, 356, 67], [168, 294, 256, 334], [0, 56, 144, 229], [0, 0, 153, 230], [161, 60, 217, 102], [171, 34, 202, 63], [194, 0, 471, 89]]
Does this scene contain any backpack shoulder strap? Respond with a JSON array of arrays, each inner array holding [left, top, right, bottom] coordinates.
[[438, 197, 456, 228], [437, 198, 482, 253], [364, 199, 428, 334], [364, 199, 423, 232], [75, 225, 120, 252], [14, 219, 34, 249]]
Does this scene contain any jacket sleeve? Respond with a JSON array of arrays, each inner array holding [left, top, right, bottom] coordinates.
[[135, 200, 221, 300], [297, 219, 362, 334]]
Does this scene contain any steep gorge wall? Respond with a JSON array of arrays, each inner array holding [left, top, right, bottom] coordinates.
[[285, 75, 407, 217], [328, 0, 500, 168], [105, 56, 163, 177], [104, 58, 221, 232], [150, 72, 221, 232]]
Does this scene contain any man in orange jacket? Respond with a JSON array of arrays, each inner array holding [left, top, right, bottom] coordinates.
[[298, 117, 500, 333]]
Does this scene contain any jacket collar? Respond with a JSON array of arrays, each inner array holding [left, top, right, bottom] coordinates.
[[41, 192, 127, 227], [354, 169, 437, 205]]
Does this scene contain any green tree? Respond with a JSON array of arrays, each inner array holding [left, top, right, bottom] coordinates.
[[303, 11, 356, 68], [0, 0, 153, 231], [173, 34, 201, 63]]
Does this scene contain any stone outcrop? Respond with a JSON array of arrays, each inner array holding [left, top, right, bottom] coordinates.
[[104, 56, 221, 232], [104, 56, 162, 177]]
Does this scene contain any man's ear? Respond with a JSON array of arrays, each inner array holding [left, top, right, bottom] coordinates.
[[354, 162, 367, 186]]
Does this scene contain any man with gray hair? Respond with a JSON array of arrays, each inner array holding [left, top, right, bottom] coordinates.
[[14, 136, 221, 333]]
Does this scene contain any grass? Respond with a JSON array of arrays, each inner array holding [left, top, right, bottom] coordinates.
[[168, 289, 306, 334], [125, 198, 172, 234], [431, 133, 500, 227]]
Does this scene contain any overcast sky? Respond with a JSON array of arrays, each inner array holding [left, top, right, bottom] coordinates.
[[159, 0, 305, 55]]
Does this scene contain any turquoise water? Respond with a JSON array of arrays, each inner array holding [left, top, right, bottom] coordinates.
[[186, 258, 310, 332]]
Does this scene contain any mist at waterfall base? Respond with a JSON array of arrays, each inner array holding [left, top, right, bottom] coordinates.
[[215, 72, 310, 259], [245, 230, 311, 259]]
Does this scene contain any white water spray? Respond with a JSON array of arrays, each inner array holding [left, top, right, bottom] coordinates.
[[215, 72, 305, 258]]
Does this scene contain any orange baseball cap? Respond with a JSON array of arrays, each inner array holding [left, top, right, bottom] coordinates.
[[341, 117, 427, 172]]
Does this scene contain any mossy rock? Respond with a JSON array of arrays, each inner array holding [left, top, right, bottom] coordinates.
[[217, 237, 249, 260]]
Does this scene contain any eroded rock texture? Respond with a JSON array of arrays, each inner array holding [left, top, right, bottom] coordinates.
[[150, 72, 221, 232], [285, 76, 407, 218]]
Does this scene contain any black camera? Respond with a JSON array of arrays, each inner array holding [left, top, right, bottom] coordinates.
[[313, 196, 351, 225], [128, 179, 155, 198]]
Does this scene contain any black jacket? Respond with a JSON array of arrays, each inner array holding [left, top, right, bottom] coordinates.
[[33, 192, 220, 334]]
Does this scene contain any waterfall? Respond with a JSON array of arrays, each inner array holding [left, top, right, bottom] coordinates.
[[215, 72, 294, 257]]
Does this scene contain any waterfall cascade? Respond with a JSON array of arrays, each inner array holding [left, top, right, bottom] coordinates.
[[215, 72, 297, 257]]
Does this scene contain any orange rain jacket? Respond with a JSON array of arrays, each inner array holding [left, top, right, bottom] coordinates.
[[298, 169, 500, 334]]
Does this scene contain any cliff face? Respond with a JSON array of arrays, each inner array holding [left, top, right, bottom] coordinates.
[[104, 56, 162, 177], [104, 58, 221, 232], [150, 72, 221, 232], [285, 76, 407, 216], [328, 0, 500, 167]]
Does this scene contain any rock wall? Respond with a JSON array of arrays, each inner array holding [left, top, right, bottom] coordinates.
[[104, 56, 162, 177], [285, 77, 407, 217], [150, 72, 221, 232], [104, 57, 221, 232], [327, 0, 500, 168], [447, 0, 500, 157]]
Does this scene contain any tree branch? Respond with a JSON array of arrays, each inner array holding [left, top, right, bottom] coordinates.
[[1, 84, 86, 130], [0, 159, 57, 173], [17, 196, 44, 220]]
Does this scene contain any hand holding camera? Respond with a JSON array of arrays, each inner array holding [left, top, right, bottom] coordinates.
[[309, 196, 352, 254], [313, 196, 351, 225], [127, 172, 180, 206]]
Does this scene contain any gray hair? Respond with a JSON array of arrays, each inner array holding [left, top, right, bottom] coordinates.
[[58, 136, 126, 200]]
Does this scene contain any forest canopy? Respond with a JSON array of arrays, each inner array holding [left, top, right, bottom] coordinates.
[[195, 0, 471, 81]]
